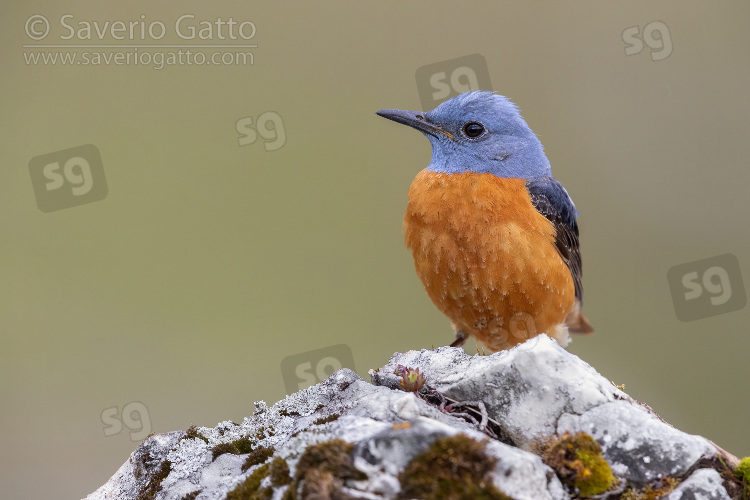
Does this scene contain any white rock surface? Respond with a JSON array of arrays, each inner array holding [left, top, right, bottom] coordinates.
[[665, 468, 732, 500], [351, 416, 565, 500], [372, 336, 717, 486], [86, 335, 736, 500]]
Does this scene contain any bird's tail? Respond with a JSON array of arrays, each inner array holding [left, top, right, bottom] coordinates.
[[565, 299, 595, 334]]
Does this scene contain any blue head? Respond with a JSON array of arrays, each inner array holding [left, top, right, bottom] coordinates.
[[377, 91, 551, 179]]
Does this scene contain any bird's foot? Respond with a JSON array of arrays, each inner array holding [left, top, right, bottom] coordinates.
[[449, 329, 468, 348]]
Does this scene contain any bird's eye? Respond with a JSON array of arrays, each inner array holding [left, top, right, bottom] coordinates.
[[463, 122, 485, 138]]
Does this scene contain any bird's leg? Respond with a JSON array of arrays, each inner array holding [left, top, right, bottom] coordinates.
[[450, 328, 468, 348]]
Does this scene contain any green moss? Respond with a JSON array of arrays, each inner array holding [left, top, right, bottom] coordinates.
[[295, 439, 365, 482], [540, 431, 617, 497], [397, 434, 511, 500], [284, 438, 367, 499], [735, 457, 750, 477], [229, 438, 364, 499], [575, 450, 616, 496], [313, 414, 340, 426], [183, 425, 209, 444], [212, 436, 255, 460], [620, 477, 678, 500], [241, 446, 275, 472], [179, 490, 202, 500], [226, 463, 272, 500], [268, 457, 292, 487], [136, 459, 171, 500], [256, 425, 276, 439], [299, 469, 339, 499], [737, 457, 750, 498]]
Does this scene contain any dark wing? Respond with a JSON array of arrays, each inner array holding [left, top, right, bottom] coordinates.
[[525, 177, 583, 304]]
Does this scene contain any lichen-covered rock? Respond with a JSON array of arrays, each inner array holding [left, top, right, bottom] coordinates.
[[664, 468, 731, 500], [371, 336, 720, 487], [351, 417, 565, 500], [86, 335, 740, 500], [89, 431, 182, 500]]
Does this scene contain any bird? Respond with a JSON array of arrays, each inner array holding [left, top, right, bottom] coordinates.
[[376, 91, 593, 352]]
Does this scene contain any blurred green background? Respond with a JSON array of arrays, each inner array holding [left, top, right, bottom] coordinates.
[[2, 2, 749, 498]]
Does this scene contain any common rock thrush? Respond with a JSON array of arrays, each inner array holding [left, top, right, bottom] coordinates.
[[377, 91, 593, 352]]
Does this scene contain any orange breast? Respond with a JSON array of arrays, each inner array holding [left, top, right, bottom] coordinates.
[[403, 170, 575, 351]]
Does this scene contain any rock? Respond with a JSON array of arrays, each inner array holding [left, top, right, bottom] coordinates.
[[664, 468, 731, 500], [371, 336, 719, 485], [86, 335, 742, 500], [351, 417, 565, 500]]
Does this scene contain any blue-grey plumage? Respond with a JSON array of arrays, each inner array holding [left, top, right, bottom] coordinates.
[[379, 90, 553, 179]]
